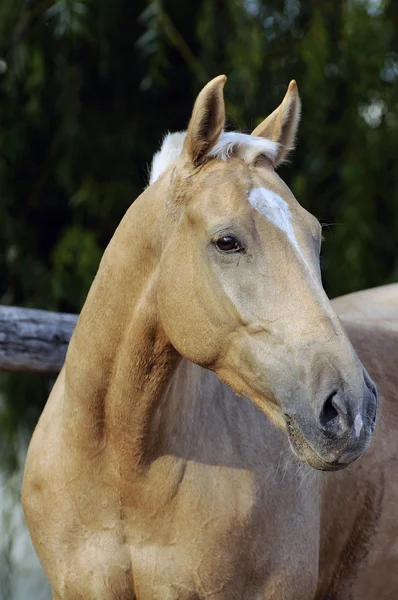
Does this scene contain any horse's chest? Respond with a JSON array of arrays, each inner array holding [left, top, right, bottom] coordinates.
[[117, 461, 319, 600], [130, 538, 246, 600], [57, 459, 320, 600], [125, 467, 261, 599], [64, 481, 261, 599]]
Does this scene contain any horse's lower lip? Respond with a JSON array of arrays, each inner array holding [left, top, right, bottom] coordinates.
[[311, 460, 348, 472], [284, 414, 352, 471], [289, 437, 347, 471]]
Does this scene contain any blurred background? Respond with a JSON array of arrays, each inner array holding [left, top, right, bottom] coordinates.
[[0, 0, 397, 597]]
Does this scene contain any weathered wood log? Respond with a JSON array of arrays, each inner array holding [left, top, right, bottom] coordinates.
[[0, 306, 77, 374]]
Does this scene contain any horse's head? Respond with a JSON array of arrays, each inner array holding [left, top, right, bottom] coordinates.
[[151, 75, 377, 471]]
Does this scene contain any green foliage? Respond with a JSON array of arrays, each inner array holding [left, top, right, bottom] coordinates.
[[0, 0, 398, 455], [52, 226, 102, 309]]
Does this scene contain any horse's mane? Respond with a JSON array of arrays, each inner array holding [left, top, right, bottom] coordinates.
[[149, 130, 278, 184]]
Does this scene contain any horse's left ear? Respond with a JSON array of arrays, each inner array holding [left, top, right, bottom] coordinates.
[[251, 80, 301, 167], [184, 75, 226, 167]]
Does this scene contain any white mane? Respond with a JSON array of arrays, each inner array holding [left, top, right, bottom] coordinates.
[[149, 131, 279, 184]]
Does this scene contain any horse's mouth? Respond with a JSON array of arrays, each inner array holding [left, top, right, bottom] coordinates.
[[284, 414, 349, 472]]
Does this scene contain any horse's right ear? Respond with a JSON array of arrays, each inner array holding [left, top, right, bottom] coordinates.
[[184, 75, 226, 167], [251, 80, 301, 166]]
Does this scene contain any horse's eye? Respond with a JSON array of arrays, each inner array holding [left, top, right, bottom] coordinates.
[[215, 235, 243, 253]]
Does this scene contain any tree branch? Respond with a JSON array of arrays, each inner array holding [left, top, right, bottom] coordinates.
[[0, 306, 77, 374]]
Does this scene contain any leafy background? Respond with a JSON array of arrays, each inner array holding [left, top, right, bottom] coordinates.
[[0, 0, 397, 595]]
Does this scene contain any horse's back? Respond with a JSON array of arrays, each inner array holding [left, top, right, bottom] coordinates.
[[331, 285, 398, 599], [332, 283, 398, 324], [332, 284, 398, 413]]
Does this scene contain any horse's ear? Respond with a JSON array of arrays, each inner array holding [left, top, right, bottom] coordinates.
[[184, 75, 226, 166], [251, 80, 301, 167]]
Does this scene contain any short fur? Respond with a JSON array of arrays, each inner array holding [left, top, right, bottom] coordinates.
[[22, 77, 398, 600]]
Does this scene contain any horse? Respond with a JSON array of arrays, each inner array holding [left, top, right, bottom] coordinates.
[[22, 75, 398, 600]]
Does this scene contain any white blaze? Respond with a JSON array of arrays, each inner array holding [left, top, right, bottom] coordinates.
[[354, 413, 363, 437], [248, 187, 303, 256], [247, 186, 328, 297]]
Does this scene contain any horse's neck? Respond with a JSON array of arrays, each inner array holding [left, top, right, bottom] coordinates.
[[62, 190, 180, 467], [156, 359, 278, 471]]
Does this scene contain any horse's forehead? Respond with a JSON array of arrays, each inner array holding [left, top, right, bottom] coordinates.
[[248, 169, 304, 229], [190, 162, 292, 201], [248, 185, 304, 259], [246, 169, 320, 269], [186, 160, 252, 209], [251, 168, 297, 209], [183, 161, 301, 227]]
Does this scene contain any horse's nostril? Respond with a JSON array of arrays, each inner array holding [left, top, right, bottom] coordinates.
[[364, 372, 377, 397], [367, 390, 378, 430], [319, 390, 340, 430], [363, 374, 378, 431]]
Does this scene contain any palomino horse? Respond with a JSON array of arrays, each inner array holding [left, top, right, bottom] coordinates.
[[22, 76, 398, 599]]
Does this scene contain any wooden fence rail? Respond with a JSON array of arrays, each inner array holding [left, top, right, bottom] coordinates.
[[0, 306, 77, 374]]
